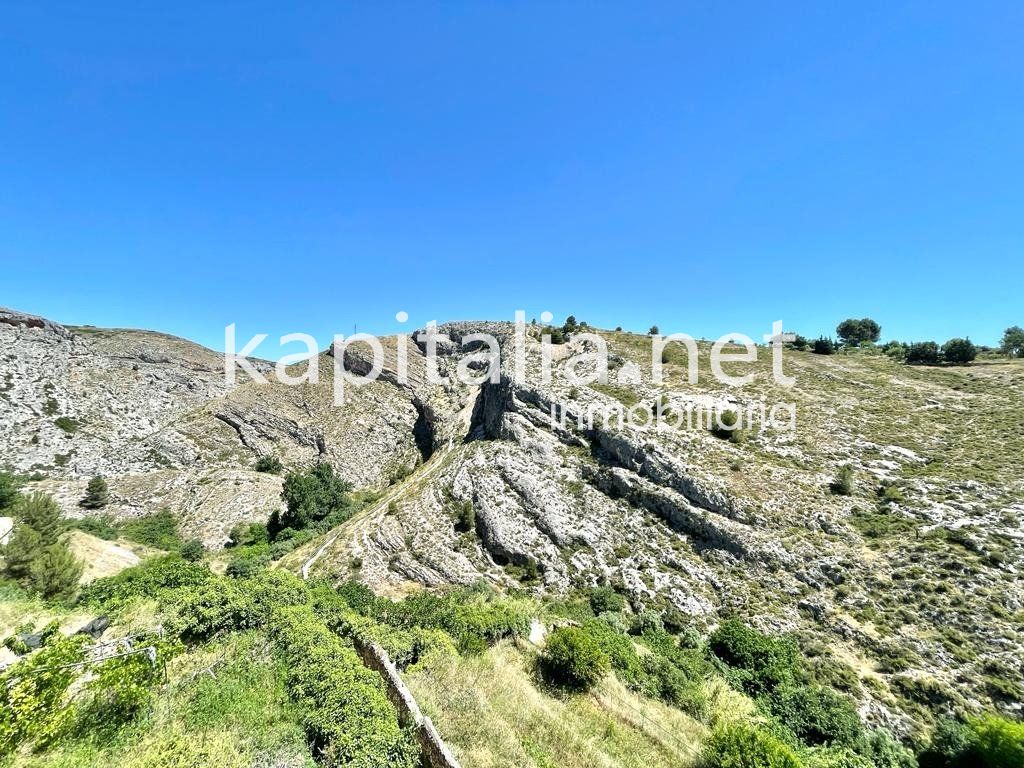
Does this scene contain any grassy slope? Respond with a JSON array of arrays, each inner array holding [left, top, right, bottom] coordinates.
[[406, 640, 705, 768], [4, 630, 313, 768]]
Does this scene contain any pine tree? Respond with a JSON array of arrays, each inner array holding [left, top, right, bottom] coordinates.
[[80, 476, 110, 509], [28, 542, 83, 602], [3, 524, 42, 583], [0, 471, 21, 511], [14, 492, 64, 545]]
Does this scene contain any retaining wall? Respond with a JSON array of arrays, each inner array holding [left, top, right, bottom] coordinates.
[[355, 641, 462, 768]]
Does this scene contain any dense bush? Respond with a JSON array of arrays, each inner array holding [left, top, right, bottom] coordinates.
[[918, 715, 1024, 768], [588, 585, 626, 614], [179, 538, 205, 561], [708, 620, 800, 697], [120, 509, 182, 550], [812, 337, 837, 355], [454, 500, 475, 533], [768, 684, 863, 747], [269, 604, 418, 768], [254, 455, 284, 473], [540, 626, 610, 690], [227, 521, 270, 548], [352, 586, 531, 651], [905, 341, 940, 365], [80, 554, 212, 606], [941, 337, 977, 365], [270, 462, 353, 538], [69, 514, 120, 540], [712, 409, 741, 439], [0, 634, 89, 754], [174, 570, 311, 640], [701, 722, 803, 768]]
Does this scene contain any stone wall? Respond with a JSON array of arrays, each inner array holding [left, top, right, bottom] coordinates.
[[355, 640, 462, 768]]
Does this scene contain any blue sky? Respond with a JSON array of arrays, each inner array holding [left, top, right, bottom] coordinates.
[[2, 2, 1022, 355]]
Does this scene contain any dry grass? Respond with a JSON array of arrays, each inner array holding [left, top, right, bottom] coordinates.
[[405, 640, 704, 768]]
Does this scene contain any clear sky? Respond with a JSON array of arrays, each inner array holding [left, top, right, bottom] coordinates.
[[2, 2, 1022, 355]]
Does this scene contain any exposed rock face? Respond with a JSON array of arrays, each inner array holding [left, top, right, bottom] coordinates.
[[4, 309, 1023, 731], [0, 308, 422, 545]]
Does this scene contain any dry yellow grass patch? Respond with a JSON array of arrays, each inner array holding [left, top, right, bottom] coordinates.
[[405, 640, 704, 768], [66, 530, 159, 583]]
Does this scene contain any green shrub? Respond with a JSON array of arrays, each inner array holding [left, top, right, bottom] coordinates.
[[812, 337, 836, 355], [455, 500, 475, 533], [227, 521, 270, 548], [69, 514, 119, 540], [768, 684, 863, 747], [81, 555, 212, 606], [179, 538, 205, 562], [708, 620, 800, 697], [588, 585, 626, 614], [970, 715, 1024, 768], [254, 455, 283, 474], [917, 715, 1024, 768], [0, 633, 89, 754], [120, 509, 182, 550], [830, 465, 855, 496], [712, 409, 741, 439], [270, 462, 353, 538], [580, 618, 645, 688], [29, 543, 83, 602], [53, 416, 80, 434], [859, 729, 915, 768], [701, 722, 803, 768], [905, 341, 940, 365], [541, 626, 610, 691], [941, 337, 977, 365], [269, 604, 418, 768], [175, 571, 310, 640]]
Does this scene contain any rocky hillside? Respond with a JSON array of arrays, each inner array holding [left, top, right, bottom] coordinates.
[[2, 306, 1022, 736]]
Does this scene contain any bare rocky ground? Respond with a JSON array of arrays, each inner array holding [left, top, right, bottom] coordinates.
[[1, 306, 1022, 735]]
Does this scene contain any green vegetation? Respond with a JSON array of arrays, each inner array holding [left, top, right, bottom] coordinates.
[[454, 499, 475, 533], [829, 465, 855, 496], [940, 337, 977, 365], [905, 341, 940, 365], [79, 476, 110, 509], [701, 722, 802, 768], [119, 509, 182, 550], [812, 337, 837, 355], [1, 492, 83, 602], [53, 416, 80, 434], [836, 318, 881, 347], [1000, 326, 1024, 357], [271, 604, 418, 768], [540, 626, 610, 691], [0, 472, 22, 511], [270, 462, 355, 539], [254, 455, 283, 474], [178, 538, 204, 562]]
